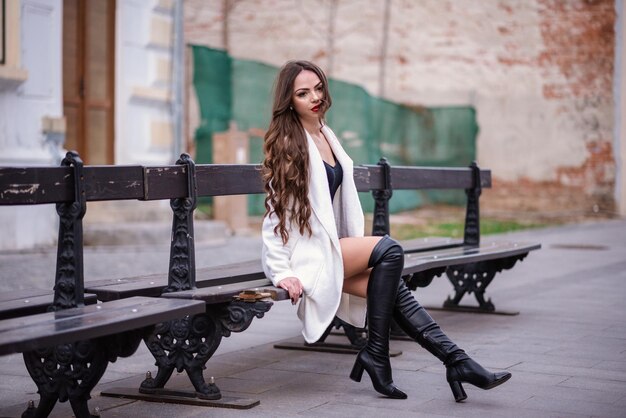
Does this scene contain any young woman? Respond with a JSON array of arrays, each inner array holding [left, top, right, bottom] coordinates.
[[261, 60, 511, 401]]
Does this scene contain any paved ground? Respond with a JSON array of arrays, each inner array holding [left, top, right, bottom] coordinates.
[[1, 219, 625, 417]]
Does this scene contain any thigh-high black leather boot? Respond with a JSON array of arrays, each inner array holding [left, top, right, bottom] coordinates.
[[349, 236, 407, 399], [393, 280, 511, 401]]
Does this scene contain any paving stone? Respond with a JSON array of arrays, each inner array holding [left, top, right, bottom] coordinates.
[[230, 365, 304, 382], [511, 359, 626, 382], [0, 374, 38, 410], [520, 395, 625, 417], [392, 356, 439, 371], [0, 389, 38, 414], [416, 397, 587, 418], [99, 368, 147, 384], [507, 380, 623, 404], [592, 359, 626, 372], [240, 384, 352, 415], [504, 369, 570, 386], [557, 375, 626, 393], [0, 373, 38, 394], [0, 401, 76, 418], [480, 350, 601, 369], [477, 336, 558, 355], [525, 342, 621, 362], [201, 375, 284, 395], [261, 349, 357, 376], [95, 399, 262, 418], [211, 348, 285, 369], [614, 394, 626, 408], [603, 324, 626, 336], [0, 353, 31, 376], [300, 401, 437, 417], [96, 373, 145, 391], [216, 341, 304, 365]]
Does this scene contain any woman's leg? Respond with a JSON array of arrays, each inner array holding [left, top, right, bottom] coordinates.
[[393, 280, 512, 401], [340, 235, 407, 399], [340, 237, 511, 402]]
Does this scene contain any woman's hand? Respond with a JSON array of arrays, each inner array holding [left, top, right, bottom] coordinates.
[[278, 277, 303, 305]]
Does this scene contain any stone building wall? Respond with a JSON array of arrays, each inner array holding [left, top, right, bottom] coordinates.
[[185, 0, 618, 217], [0, 0, 63, 250]]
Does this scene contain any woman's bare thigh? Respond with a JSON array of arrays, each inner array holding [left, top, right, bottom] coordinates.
[[340, 236, 382, 297], [340, 236, 382, 278]]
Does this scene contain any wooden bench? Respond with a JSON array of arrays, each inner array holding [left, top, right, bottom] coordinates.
[[81, 156, 539, 406], [1, 153, 540, 412], [0, 152, 207, 417]]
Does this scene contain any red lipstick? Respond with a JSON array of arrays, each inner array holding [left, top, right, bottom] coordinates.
[[311, 105, 320, 112]]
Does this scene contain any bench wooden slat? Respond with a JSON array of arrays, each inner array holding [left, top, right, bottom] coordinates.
[[0, 165, 146, 205], [195, 259, 266, 283], [0, 289, 53, 302], [85, 259, 266, 301], [0, 166, 73, 204], [402, 241, 541, 276], [389, 166, 492, 190], [161, 278, 284, 303], [0, 292, 98, 320], [400, 237, 463, 253], [85, 276, 168, 300], [195, 165, 264, 197], [0, 164, 492, 205], [143, 165, 266, 200], [354, 165, 381, 191], [0, 297, 205, 356]]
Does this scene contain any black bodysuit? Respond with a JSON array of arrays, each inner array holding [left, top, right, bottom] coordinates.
[[324, 157, 343, 201]]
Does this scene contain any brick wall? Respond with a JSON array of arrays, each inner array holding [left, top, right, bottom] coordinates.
[[185, 0, 618, 217]]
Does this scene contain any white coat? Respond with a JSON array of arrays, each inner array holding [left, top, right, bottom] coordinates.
[[261, 125, 368, 343]]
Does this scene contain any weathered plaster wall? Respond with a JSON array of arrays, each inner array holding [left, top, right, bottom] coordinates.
[[115, 0, 179, 166], [185, 0, 618, 216], [0, 0, 63, 250]]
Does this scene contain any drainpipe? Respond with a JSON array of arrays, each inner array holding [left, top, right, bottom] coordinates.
[[171, 0, 184, 161], [615, 0, 625, 217]]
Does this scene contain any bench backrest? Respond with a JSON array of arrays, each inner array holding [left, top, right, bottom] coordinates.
[[0, 159, 490, 204], [1, 152, 490, 307]]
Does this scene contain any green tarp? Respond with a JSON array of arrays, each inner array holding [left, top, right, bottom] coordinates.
[[191, 45, 478, 215]]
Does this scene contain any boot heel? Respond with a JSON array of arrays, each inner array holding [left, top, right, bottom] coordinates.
[[449, 380, 467, 402], [350, 360, 364, 382]]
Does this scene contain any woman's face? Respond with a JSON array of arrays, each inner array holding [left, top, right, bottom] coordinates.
[[292, 70, 324, 120]]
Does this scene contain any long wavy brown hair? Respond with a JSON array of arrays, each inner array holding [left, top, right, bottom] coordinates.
[[262, 61, 332, 244]]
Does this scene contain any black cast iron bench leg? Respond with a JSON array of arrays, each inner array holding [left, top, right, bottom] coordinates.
[[140, 300, 273, 400], [141, 313, 223, 399], [22, 329, 145, 418], [315, 317, 367, 349], [443, 254, 530, 313]]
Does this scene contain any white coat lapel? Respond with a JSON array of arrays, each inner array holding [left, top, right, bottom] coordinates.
[[322, 125, 365, 239], [305, 130, 341, 252]]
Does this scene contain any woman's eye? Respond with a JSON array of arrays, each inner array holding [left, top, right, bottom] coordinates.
[[316, 86, 323, 92]]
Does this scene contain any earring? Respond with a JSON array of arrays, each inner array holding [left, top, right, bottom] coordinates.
[[289, 106, 293, 110]]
